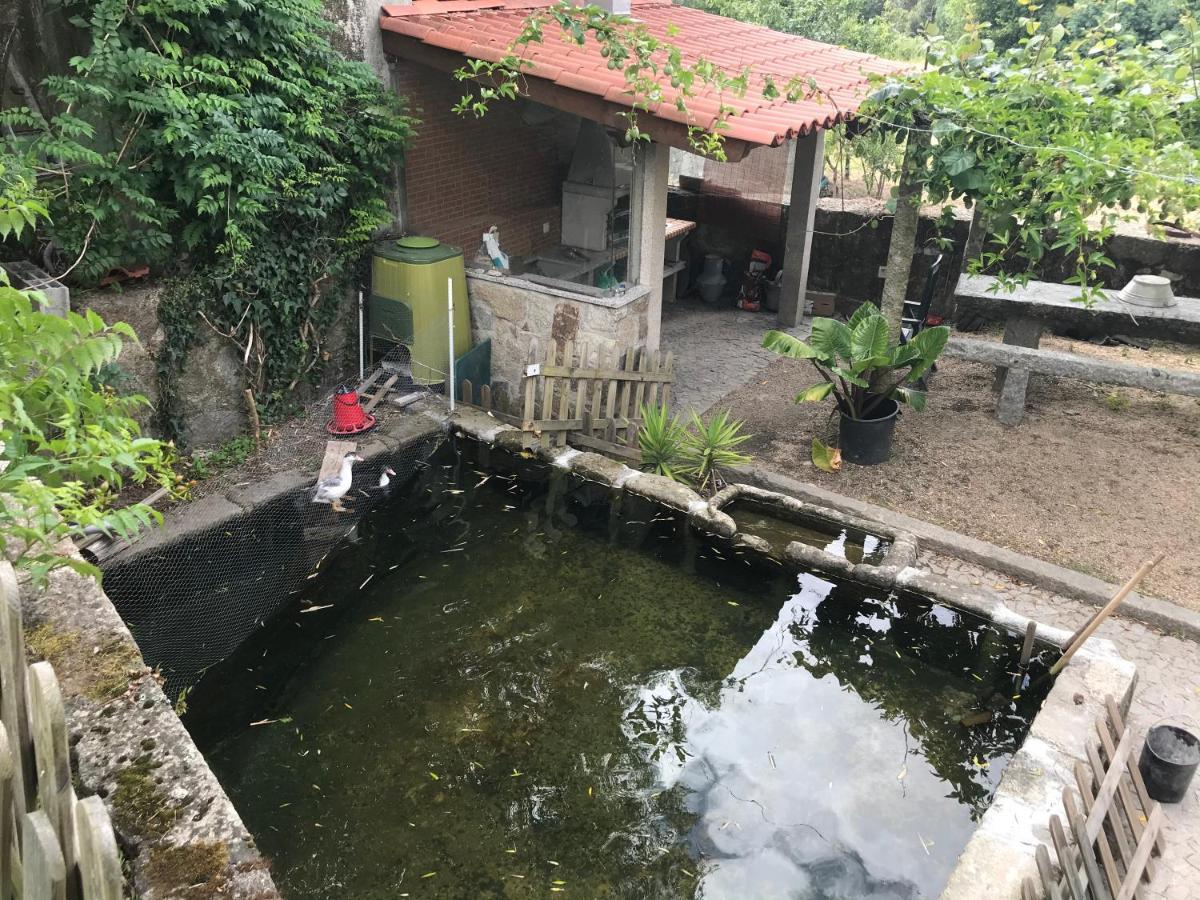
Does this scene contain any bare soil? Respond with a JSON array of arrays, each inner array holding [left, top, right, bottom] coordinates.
[[710, 332, 1200, 611]]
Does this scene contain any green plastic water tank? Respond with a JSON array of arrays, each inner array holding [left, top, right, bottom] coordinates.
[[371, 236, 471, 385]]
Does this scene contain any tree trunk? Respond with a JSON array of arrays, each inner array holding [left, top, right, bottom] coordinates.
[[879, 130, 929, 341], [931, 203, 988, 321]]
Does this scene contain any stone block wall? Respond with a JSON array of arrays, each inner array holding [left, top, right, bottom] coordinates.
[[467, 273, 650, 411]]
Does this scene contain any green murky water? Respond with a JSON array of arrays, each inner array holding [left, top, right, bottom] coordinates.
[[190, 444, 1051, 899]]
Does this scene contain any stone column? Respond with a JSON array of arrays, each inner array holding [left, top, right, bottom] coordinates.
[[628, 141, 669, 350], [778, 130, 825, 329]]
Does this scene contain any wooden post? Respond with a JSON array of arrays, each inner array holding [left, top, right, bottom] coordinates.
[[28, 663, 76, 892], [22, 810, 65, 900], [75, 797, 122, 900], [0, 562, 32, 824]]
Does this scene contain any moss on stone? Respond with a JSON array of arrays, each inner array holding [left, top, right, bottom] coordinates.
[[145, 841, 230, 895], [24, 622, 143, 701], [111, 760, 175, 838]]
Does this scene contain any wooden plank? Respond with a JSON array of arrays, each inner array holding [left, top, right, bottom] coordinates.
[[1116, 805, 1164, 900], [629, 349, 649, 446], [662, 351, 674, 411], [1105, 697, 1166, 858], [1086, 726, 1135, 845], [573, 343, 589, 435], [0, 562, 32, 819], [1051, 814, 1088, 900], [357, 367, 385, 391], [644, 350, 662, 416], [460, 379, 473, 406], [522, 341, 539, 429], [1084, 744, 1137, 892], [1070, 787, 1113, 900], [480, 384, 492, 412], [1036, 844, 1063, 900], [556, 340, 574, 447], [569, 432, 642, 462], [1019, 621, 1038, 669], [1095, 724, 1158, 883], [523, 417, 637, 433], [361, 373, 399, 414], [615, 348, 634, 438], [0, 723, 13, 894], [22, 810, 65, 900], [318, 440, 357, 482], [28, 663, 76, 886], [75, 797, 122, 900], [1067, 789, 1114, 900], [1078, 755, 1139, 898], [1022, 877, 1040, 900], [603, 345, 619, 438], [540, 342, 558, 448], [534, 365, 676, 384]]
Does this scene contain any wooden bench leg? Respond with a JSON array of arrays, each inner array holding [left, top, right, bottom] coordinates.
[[994, 316, 1044, 393], [997, 367, 1030, 425]]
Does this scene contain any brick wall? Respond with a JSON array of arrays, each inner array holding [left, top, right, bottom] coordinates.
[[395, 61, 569, 259]]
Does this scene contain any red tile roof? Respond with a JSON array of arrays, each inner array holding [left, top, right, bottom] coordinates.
[[380, 0, 907, 149]]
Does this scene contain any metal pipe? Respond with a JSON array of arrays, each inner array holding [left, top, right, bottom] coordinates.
[[357, 290, 365, 382], [447, 277, 456, 412]]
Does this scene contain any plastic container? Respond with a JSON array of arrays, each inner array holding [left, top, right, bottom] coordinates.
[[1139, 723, 1200, 803], [371, 236, 471, 385], [697, 254, 726, 304], [839, 398, 900, 466]]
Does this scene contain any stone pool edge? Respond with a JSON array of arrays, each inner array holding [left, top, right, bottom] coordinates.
[[450, 406, 1139, 900]]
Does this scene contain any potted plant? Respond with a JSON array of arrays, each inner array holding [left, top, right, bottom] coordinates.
[[762, 302, 949, 465]]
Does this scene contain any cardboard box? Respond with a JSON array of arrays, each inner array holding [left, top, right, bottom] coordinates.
[[807, 291, 837, 318]]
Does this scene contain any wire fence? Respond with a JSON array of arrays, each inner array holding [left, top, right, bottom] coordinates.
[[96, 318, 459, 699]]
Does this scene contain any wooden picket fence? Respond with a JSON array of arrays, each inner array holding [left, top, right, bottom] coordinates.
[[0, 562, 124, 900], [515, 341, 675, 461], [1026, 696, 1164, 900]]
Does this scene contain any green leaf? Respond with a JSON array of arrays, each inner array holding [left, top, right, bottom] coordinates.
[[794, 382, 834, 404], [811, 438, 841, 473], [849, 315, 889, 363], [893, 387, 927, 411], [809, 318, 852, 362], [762, 330, 821, 360]]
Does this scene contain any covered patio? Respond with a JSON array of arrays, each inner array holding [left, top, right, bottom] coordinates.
[[379, 0, 902, 394]]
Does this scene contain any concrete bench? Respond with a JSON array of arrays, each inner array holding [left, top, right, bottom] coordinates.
[[943, 336, 1200, 425]]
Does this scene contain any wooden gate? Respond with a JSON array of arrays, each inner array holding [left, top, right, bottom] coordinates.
[[1027, 695, 1165, 900], [516, 341, 675, 461], [0, 562, 124, 899]]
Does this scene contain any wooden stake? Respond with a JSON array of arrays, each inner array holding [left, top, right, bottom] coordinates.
[[1050, 554, 1165, 676], [243, 389, 262, 450]]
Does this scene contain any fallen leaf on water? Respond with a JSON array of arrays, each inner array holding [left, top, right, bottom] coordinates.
[[344, 703, 353, 710], [547, 860, 560, 866], [300, 604, 333, 614], [726, 601, 740, 607], [897, 765, 907, 781], [421, 872, 437, 879], [429, 772, 439, 780], [505, 849, 517, 854], [368, 616, 384, 623]]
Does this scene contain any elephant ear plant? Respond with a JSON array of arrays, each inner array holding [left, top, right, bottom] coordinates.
[[762, 302, 950, 465]]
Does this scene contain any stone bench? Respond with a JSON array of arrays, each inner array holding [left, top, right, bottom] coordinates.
[[943, 336, 1200, 425]]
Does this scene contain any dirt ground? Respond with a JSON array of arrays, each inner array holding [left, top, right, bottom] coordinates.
[[710, 332, 1200, 611]]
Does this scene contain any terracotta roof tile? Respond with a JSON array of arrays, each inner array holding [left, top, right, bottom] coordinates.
[[379, 0, 908, 146]]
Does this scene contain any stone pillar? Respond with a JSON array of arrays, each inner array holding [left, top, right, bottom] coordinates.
[[628, 141, 669, 351], [778, 130, 825, 329]]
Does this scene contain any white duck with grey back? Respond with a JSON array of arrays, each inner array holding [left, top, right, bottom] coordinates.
[[312, 452, 363, 513]]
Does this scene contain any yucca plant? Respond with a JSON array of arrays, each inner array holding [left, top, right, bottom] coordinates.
[[679, 410, 752, 494], [762, 302, 949, 420], [638, 403, 688, 478]]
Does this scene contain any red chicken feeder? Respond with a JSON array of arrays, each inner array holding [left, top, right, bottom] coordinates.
[[326, 386, 377, 436]]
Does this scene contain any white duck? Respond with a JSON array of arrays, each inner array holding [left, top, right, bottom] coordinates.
[[378, 466, 397, 492], [312, 452, 363, 513]]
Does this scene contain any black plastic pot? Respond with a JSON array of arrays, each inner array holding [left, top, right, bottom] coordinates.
[[839, 398, 900, 466], [1139, 724, 1200, 803]]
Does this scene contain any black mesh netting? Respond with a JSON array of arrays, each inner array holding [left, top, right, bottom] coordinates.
[[96, 359, 450, 699]]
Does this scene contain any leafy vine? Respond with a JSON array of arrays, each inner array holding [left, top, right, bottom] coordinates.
[[1, 0, 414, 440]]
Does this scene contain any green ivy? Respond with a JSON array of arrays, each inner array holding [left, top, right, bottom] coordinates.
[[0, 267, 176, 584], [2, 0, 414, 437]]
